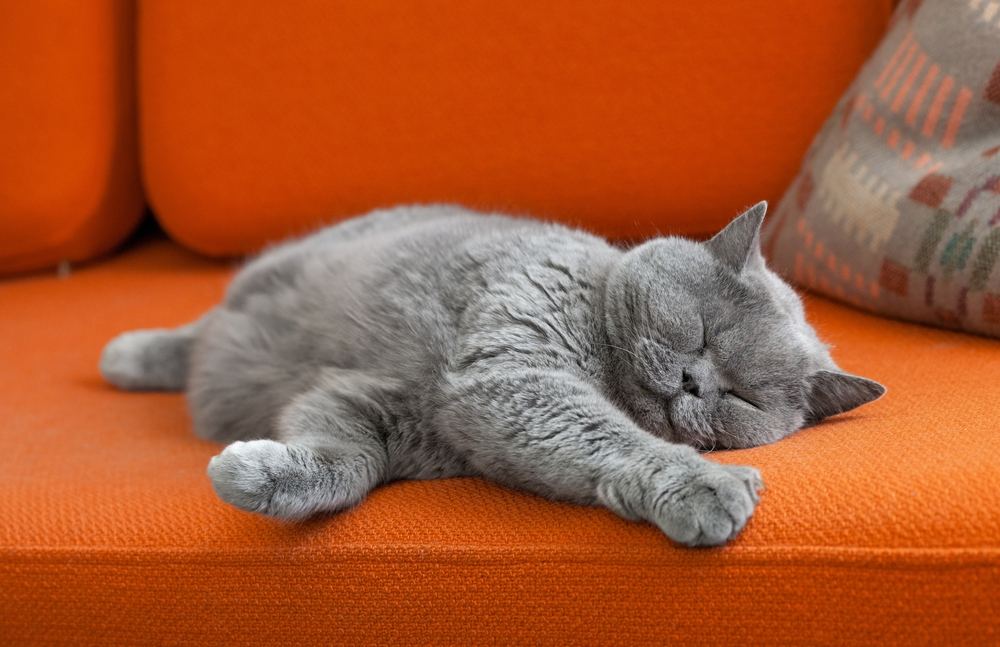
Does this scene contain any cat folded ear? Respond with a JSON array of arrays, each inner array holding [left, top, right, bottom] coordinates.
[[804, 370, 886, 424], [706, 201, 767, 273]]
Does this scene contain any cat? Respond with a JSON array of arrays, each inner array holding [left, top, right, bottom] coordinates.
[[100, 202, 884, 547]]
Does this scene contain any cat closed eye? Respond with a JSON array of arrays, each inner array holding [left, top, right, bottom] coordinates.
[[724, 391, 762, 411]]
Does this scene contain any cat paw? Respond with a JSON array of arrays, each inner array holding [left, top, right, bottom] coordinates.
[[649, 462, 763, 547], [100, 328, 186, 391], [207, 439, 320, 519], [99, 331, 151, 389]]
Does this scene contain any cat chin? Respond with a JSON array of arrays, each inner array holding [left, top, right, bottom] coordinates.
[[665, 398, 716, 450]]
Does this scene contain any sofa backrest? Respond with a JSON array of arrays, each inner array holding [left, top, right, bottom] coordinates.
[[0, 1, 894, 274], [0, 0, 143, 275], [138, 0, 893, 255]]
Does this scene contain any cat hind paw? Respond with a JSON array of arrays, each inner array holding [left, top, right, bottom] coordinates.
[[207, 439, 320, 519]]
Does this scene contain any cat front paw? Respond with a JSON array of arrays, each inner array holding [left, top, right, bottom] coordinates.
[[649, 461, 763, 547]]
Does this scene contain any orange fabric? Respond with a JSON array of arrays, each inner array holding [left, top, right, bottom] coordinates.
[[0, 0, 143, 276], [1, 236, 997, 644], [140, 1, 893, 256]]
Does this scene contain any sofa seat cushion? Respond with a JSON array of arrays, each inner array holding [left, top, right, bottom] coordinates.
[[139, 0, 891, 255], [1, 236, 997, 644]]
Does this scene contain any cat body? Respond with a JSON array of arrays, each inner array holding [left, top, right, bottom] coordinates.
[[101, 203, 883, 546]]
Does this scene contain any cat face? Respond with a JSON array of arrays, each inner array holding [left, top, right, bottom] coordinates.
[[604, 202, 884, 449]]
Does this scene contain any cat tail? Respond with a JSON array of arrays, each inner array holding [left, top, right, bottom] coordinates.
[[100, 317, 206, 391]]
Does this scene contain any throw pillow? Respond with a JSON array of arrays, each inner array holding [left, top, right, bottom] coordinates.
[[763, 0, 1000, 337]]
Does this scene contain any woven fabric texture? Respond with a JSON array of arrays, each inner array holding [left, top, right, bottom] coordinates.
[[1, 237, 997, 644], [139, 0, 890, 255], [0, 0, 143, 276], [764, 0, 1000, 337]]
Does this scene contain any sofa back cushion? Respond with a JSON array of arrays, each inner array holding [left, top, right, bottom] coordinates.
[[0, 0, 142, 276], [140, 0, 891, 255]]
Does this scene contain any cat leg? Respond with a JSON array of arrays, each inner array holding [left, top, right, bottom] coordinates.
[[206, 373, 390, 519], [438, 367, 763, 547], [100, 316, 210, 391]]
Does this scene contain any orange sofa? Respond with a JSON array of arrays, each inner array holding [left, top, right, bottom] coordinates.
[[2, 2, 998, 644], [0, 0, 142, 275]]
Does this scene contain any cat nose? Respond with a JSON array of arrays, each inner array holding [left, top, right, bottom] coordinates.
[[681, 370, 701, 397], [681, 361, 717, 399]]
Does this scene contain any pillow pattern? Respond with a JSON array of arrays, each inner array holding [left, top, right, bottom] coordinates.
[[763, 0, 1000, 337]]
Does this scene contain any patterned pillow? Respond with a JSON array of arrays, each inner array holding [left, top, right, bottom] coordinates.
[[762, 0, 1000, 337]]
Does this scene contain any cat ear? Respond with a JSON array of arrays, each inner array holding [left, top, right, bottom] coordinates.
[[705, 201, 767, 273], [804, 370, 886, 424]]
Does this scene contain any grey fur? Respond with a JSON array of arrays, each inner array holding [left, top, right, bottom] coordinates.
[[101, 202, 884, 546]]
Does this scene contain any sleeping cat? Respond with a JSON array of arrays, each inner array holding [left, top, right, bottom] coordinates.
[[100, 202, 884, 546]]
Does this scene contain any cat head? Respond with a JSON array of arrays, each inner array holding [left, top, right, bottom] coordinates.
[[603, 201, 884, 450]]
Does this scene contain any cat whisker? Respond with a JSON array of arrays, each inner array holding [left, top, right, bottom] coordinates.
[[599, 342, 641, 362]]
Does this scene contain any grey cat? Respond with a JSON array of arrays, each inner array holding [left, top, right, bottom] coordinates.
[[100, 202, 884, 546]]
